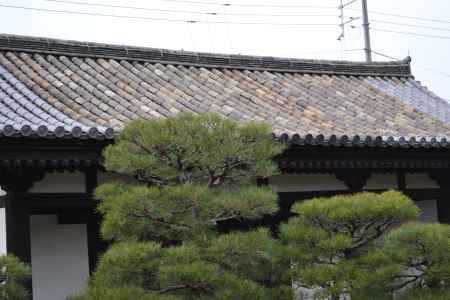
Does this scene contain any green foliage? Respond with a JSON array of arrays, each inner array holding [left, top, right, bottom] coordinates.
[[396, 289, 450, 300], [83, 113, 287, 299], [103, 113, 285, 187], [96, 183, 278, 243], [0, 255, 31, 300], [87, 230, 290, 299], [280, 191, 419, 299], [70, 286, 178, 300], [204, 229, 292, 298], [88, 113, 450, 299], [92, 242, 162, 290], [379, 223, 450, 292]]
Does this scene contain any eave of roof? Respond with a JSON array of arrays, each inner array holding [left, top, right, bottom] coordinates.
[[1, 126, 450, 150], [0, 34, 412, 77]]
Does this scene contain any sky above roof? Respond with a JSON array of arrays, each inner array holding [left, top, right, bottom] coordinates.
[[1, 0, 450, 99]]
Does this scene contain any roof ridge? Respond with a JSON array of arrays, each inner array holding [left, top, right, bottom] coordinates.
[[0, 33, 412, 77]]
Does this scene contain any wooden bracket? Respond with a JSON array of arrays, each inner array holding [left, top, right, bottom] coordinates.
[[336, 170, 372, 191], [0, 168, 46, 192]]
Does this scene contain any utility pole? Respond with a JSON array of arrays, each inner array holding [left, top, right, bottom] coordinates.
[[361, 0, 372, 62]]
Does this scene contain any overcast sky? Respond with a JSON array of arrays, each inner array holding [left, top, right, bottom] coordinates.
[[1, 0, 450, 99]]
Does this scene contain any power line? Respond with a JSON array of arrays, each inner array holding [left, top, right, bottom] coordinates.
[[159, 0, 450, 28], [370, 50, 400, 61], [160, 0, 338, 9], [44, 0, 339, 18], [372, 20, 450, 32], [371, 28, 450, 40], [0, 4, 340, 26], [371, 50, 450, 80], [301, 48, 363, 56], [347, 8, 450, 25]]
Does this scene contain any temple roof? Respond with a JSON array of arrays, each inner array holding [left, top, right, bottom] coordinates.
[[0, 34, 449, 148]]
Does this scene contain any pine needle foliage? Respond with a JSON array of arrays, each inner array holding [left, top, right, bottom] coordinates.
[[102, 113, 283, 187], [79, 113, 290, 299], [280, 191, 419, 300], [377, 223, 450, 294], [0, 255, 31, 300]]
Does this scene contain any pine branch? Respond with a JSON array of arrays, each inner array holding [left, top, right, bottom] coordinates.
[[157, 283, 211, 294], [389, 274, 423, 291], [130, 208, 192, 230], [210, 211, 241, 224], [157, 284, 190, 294]]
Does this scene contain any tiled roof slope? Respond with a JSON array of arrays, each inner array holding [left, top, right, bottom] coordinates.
[[0, 34, 449, 147]]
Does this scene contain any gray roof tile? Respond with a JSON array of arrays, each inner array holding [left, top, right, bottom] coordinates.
[[0, 34, 449, 147]]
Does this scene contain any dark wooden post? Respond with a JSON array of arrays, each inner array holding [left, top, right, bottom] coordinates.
[[85, 167, 106, 273], [429, 171, 450, 224], [1, 168, 44, 262], [1, 168, 45, 299], [5, 192, 31, 263], [4, 192, 32, 263], [396, 171, 406, 191]]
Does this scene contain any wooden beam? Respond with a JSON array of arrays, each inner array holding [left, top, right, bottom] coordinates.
[[24, 193, 92, 214]]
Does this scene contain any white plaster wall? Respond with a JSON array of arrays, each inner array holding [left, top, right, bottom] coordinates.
[[30, 215, 89, 300], [0, 188, 6, 256], [0, 208, 6, 255], [269, 174, 401, 192], [416, 200, 439, 223], [269, 174, 348, 192], [98, 171, 139, 185], [364, 174, 397, 190], [29, 172, 85, 193], [406, 174, 439, 189]]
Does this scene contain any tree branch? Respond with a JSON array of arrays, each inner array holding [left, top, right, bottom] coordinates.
[[157, 283, 211, 294], [390, 273, 424, 291], [210, 211, 241, 224], [130, 208, 192, 230]]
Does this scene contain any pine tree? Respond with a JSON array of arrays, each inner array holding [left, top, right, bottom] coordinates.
[[280, 191, 420, 300], [374, 223, 450, 296], [77, 113, 291, 299]]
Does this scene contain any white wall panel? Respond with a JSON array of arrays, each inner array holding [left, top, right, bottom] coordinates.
[[98, 171, 139, 185], [29, 172, 85, 193], [0, 208, 5, 255], [30, 215, 89, 300], [364, 174, 397, 190], [0, 188, 5, 255], [406, 174, 439, 189], [416, 200, 439, 223]]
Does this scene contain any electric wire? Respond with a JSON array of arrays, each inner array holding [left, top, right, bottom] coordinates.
[[371, 20, 450, 32], [44, 0, 340, 18], [158, 0, 450, 27], [41, 0, 450, 36], [371, 51, 450, 92], [371, 28, 450, 40], [0, 4, 340, 26], [370, 50, 400, 61], [346, 8, 450, 25], [159, 0, 337, 9]]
